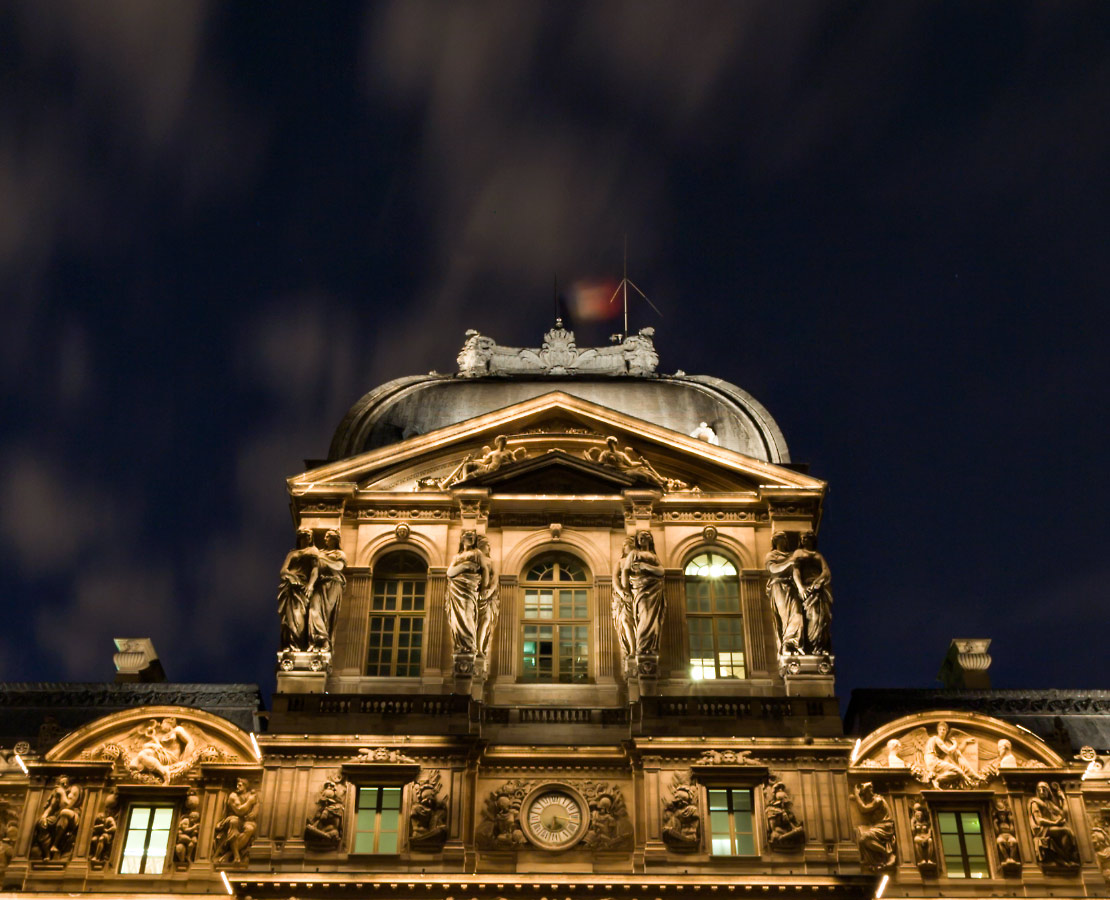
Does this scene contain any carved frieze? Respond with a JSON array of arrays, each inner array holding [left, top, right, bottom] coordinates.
[[661, 772, 701, 852], [697, 749, 756, 765], [351, 747, 417, 764]]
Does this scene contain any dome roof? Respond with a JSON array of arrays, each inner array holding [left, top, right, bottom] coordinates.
[[328, 324, 791, 464]]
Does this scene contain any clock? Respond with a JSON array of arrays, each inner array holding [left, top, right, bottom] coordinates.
[[521, 785, 588, 850]]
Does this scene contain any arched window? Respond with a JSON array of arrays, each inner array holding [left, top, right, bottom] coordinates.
[[684, 551, 744, 680], [521, 552, 591, 683], [367, 551, 427, 677]]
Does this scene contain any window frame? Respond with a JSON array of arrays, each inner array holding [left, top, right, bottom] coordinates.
[[118, 802, 177, 876], [350, 784, 404, 855], [936, 807, 991, 879], [683, 550, 746, 681], [519, 551, 593, 684], [365, 550, 429, 677], [706, 786, 759, 857]]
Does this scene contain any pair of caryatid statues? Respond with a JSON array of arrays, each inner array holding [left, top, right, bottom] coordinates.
[[446, 530, 499, 678], [278, 528, 348, 655], [612, 530, 666, 678], [765, 530, 833, 660]]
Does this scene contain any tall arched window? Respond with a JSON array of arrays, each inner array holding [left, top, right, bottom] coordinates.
[[367, 551, 427, 677], [521, 552, 591, 683], [684, 551, 744, 680]]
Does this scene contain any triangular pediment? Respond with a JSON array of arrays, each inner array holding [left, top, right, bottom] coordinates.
[[290, 392, 824, 497]]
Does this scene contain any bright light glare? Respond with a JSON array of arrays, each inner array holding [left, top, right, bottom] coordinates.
[[850, 738, 862, 764], [250, 733, 262, 761], [220, 871, 234, 895], [874, 874, 889, 899], [13, 753, 29, 775]]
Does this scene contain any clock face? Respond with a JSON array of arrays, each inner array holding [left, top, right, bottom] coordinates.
[[524, 790, 586, 849]]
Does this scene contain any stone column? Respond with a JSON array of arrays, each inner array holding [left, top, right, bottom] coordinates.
[[492, 575, 518, 680], [331, 568, 371, 674], [661, 569, 685, 680], [425, 568, 448, 676], [741, 572, 771, 676], [595, 576, 615, 679]]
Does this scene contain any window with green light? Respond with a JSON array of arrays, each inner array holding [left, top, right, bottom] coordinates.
[[120, 805, 174, 874], [938, 810, 989, 878], [353, 786, 402, 853], [521, 553, 591, 683], [708, 788, 757, 856], [684, 552, 745, 680]]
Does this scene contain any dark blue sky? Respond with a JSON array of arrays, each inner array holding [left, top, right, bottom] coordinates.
[[2, 2, 1107, 698]]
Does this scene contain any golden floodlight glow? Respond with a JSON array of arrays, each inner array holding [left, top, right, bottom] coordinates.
[[250, 732, 262, 761], [220, 871, 234, 895], [874, 874, 889, 899], [850, 738, 862, 764], [13, 753, 29, 775]]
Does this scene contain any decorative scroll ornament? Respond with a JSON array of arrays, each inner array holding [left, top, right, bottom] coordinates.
[[408, 771, 448, 849], [212, 779, 259, 866], [457, 321, 659, 378], [992, 797, 1022, 876], [304, 776, 345, 851], [908, 797, 936, 873], [661, 772, 701, 852], [580, 781, 632, 850], [477, 779, 530, 849], [87, 789, 119, 869], [30, 776, 83, 861], [584, 436, 690, 491], [1028, 781, 1080, 870], [174, 791, 201, 867], [1078, 745, 1110, 781], [764, 778, 805, 852], [851, 782, 897, 871], [82, 717, 233, 784], [351, 747, 417, 764]]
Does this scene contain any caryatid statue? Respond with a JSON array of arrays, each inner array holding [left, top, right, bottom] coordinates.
[[610, 537, 636, 669], [792, 530, 833, 655], [617, 530, 665, 671], [278, 529, 318, 652], [765, 532, 804, 657], [446, 530, 497, 675], [306, 529, 347, 653]]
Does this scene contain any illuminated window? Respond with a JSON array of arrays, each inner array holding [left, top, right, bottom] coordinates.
[[708, 788, 756, 856], [522, 553, 591, 683], [938, 810, 989, 878], [120, 805, 174, 874], [353, 786, 402, 853], [367, 551, 426, 676], [684, 552, 744, 679]]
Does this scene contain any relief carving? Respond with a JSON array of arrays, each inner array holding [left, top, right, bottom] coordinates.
[[352, 747, 417, 764], [0, 796, 23, 875], [304, 777, 345, 851], [434, 435, 529, 489], [764, 778, 805, 852], [581, 782, 632, 850], [661, 773, 701, 852], [851, 782, 896, 871], [1028, 781, 1079, 870], [83, 716, 232, 784], [174, 791, 201, 867], [991, 797, 1022, 876], [30, 776, 83, 861], [477, 779, 530, 849], [697, 749, 755, 765], [1088, 802, 1110, 881], [446, 531, 497, 677], [87, 789, 119, 869], [212, 778, 259, 866], [585, 437, 690, 491], [408, 771, 448, 850], [908, 797, 936, 873]]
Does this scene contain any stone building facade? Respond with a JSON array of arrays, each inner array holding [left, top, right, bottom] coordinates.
[[2, 322, 1108, 899]]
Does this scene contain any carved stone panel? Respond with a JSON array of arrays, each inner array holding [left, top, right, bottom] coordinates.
[[661, 772, 701, 852]]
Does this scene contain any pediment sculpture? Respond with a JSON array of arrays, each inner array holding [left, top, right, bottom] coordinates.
[[79, 716, 236, 784], [584, 436, 691, 491], [421, 435, 530, 490], [860, 720, 1046, 788]]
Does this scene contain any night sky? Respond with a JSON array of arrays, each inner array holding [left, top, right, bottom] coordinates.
[[2, 2, 1108, 702]]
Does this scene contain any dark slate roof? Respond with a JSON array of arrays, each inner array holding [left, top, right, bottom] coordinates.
[[844, 689, 1110, 758], [0, 682, 263, 752]]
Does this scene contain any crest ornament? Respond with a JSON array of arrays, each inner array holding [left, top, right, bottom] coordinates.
[[661, 772, 701, 852], [408, 771, 448, 850]]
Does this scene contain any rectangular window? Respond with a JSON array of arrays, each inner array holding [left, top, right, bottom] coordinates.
[[367, 614, 424, 676], [120, 805, 174, 875], [708, 788, 756, 856], [353, 786, 402, 854], [938, 810, 989, 878], [687, 618, 746, 680]]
